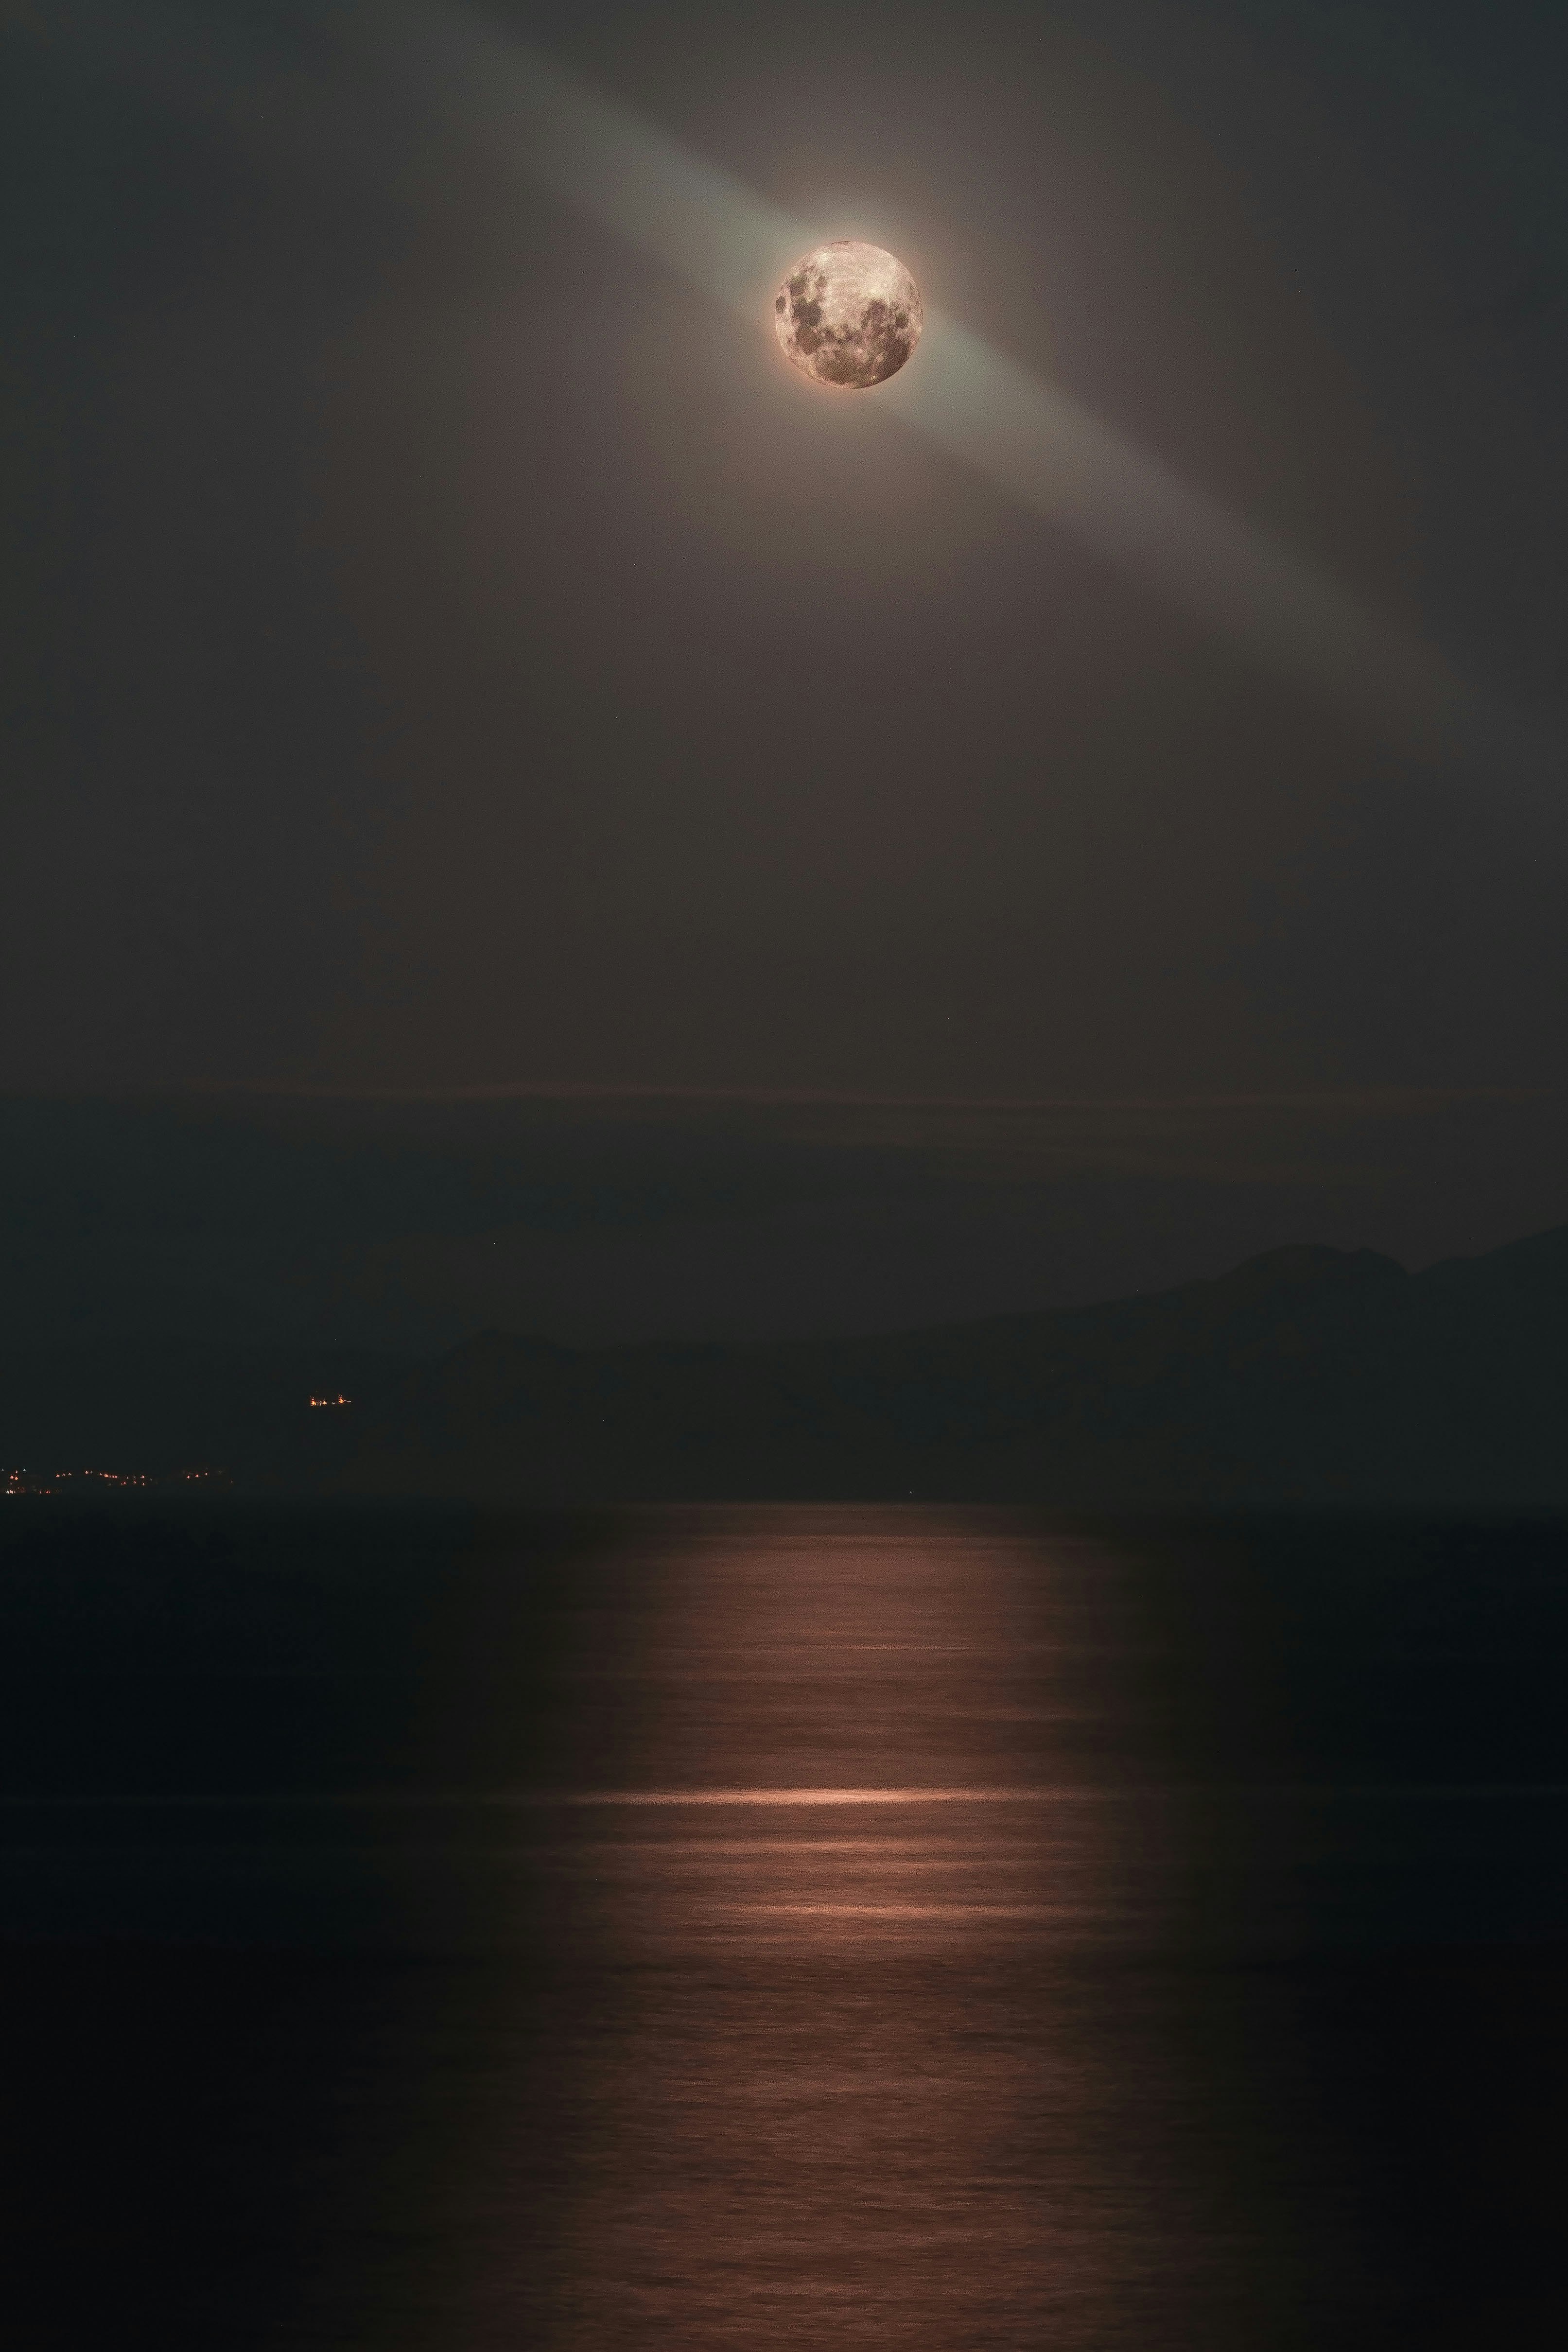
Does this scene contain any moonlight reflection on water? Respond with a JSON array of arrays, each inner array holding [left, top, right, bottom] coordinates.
[[0, 1505, 1565, 2347]]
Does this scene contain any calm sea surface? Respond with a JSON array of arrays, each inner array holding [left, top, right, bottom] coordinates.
[[0, 1503, 1564, 2348]]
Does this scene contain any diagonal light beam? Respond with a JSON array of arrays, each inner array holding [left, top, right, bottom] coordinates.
[[375, 4, 1556, 784], [21, 1, 1558, 786]]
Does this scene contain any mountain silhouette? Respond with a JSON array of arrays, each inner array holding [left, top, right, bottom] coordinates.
[[332, 1224, 1568, 1506]]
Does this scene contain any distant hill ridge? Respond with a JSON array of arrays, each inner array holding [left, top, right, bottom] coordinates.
[[335, 1223, 1568, 1506]]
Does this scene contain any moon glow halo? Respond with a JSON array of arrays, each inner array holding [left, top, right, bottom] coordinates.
[[774, 241, 923, 389]]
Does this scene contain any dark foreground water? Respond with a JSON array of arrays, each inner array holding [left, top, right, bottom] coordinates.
[[0, 1504, 1564, 2349]]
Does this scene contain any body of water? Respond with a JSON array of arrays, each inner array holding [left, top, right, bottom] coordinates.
[[0, 1503, 1564, 2346]]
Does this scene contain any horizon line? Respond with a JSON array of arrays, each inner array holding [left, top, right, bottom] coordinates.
[[35, 1078, 1556, 1116]]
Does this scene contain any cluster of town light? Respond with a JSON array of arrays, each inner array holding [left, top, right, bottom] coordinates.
[[3, 1467, 228, 1497]]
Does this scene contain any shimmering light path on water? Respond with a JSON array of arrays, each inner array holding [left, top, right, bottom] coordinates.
[[0, 1503, 1565, 2348]]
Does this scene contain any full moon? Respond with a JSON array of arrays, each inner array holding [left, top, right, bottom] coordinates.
[[773, 241, 923, 390]]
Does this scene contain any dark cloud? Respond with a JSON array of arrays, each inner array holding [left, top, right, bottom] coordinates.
[[3, 1086, 1563, 1351]]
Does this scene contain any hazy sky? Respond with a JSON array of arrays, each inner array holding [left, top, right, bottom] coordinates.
[[3, 2, 1565, 1339]]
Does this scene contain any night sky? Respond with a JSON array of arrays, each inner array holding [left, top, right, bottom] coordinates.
[[4, 0, 1565, 1346]]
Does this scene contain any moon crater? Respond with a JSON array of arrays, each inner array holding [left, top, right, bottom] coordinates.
[[774, 241, 923, 390]]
